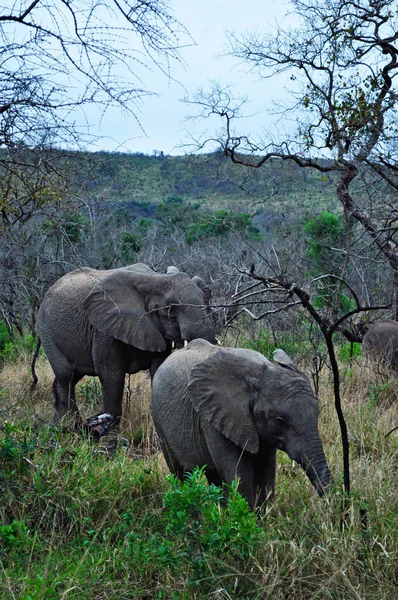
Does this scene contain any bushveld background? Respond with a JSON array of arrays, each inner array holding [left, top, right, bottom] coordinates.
[[0, 150, 397, 599]]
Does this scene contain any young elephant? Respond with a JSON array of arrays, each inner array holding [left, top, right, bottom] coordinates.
[[151, 339, 333, 509]]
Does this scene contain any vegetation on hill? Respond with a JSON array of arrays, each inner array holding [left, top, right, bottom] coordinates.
[[62, 150, 340, 213]]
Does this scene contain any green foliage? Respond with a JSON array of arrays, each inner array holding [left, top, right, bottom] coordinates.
[[164, 470, 261, 560], [63, 150, 339, 212], [0, 320, 10, 355], [0, 322, 37, 362], [156, 197, 200, 228], [304, 210, 346, 275], [0, 422, 37, 491], [186, 209, 262, 244], [366, 380, 396, 410], [0, 409, 397, 599], [312, 290, 355, 312], [304, 211, 358, 315], [125, 468, 264, 594], [42, 212, 88, 244], [244, 326, 311, 359], [338, 341, 362, 363], [119, 230, 142, 262], [0, 520, 31, 565], [63, 213, 88, 244]]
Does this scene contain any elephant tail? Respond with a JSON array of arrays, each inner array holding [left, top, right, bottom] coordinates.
[[31, 338, 41, 388]]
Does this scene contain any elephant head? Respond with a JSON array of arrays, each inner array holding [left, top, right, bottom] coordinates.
[[83, 265, 216, 351], [363, 319, 398, 372], [151, 339, 333, 509], [188, 345, 332, 495]]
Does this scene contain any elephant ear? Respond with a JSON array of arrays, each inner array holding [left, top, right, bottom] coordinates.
[[122, 263, 155, 275], [273, 348, 301, 373], [188, 348, 273, 454], [83, 269, 166, 352], [192, 275, 212, 305], [166, 266, 180, 274]]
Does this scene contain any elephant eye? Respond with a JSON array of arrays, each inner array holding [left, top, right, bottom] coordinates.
[[167, 305, 177, 317], [276, 416, 285, 427]]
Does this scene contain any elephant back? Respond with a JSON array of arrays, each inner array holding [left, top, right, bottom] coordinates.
[[363, 319, 398, 370], [36, 268, 102, 345]]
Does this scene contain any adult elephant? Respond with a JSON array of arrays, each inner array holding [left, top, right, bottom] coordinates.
[[35, 264, 216, 427], [363, 319, 398, 372], [151, 339, 333, 510]]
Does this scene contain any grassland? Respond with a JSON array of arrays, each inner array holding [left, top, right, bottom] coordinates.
[[0, 345, 397, 599]]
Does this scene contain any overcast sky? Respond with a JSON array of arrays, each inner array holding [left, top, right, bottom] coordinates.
[[87, 0, 296, 155]]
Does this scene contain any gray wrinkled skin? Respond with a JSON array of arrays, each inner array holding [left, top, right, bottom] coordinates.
[[363, 320, 398, 372], [151, 339, 333, 510], [36, 264, 216, 423]]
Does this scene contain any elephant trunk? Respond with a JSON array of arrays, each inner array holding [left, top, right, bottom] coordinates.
[[296, 438, 333, 496], [180, 311, 217, 345]]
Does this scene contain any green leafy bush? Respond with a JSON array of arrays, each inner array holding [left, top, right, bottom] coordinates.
[[186, 209, 262, 244], [0, 421, 37, 481], [0, 520, 31, 565], [338, 341, 362, 363], [125, 468, 264, 594], [304, 210, 346, 275], [244, 327, 311, 359], [0, 322, 37, 362]]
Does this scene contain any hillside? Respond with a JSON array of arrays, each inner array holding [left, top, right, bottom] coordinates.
[[67, 150, 340, 214]]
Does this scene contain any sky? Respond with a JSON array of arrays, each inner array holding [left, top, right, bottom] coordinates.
[[87, 0, 296, 155]]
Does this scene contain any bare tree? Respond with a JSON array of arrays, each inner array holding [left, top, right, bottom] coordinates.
[[0, 0, 189, 228], [189, 0, 398, 315], [223, 256, 389, 517]]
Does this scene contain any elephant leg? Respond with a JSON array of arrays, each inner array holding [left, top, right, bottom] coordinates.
[[205, 470, 224, 488], [205, 434, 256, 509], [99, 370, 126, 418], [149, 349, 172, 380], [153, 419, 186, 480], [253, 446, 277, 506], [53, 371, 83, 424]]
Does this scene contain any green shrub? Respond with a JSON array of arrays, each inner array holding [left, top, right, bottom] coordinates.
[[0, 322, 37, 362], [243, 327, 312, 359], [125, 468, 264, 594], [0, 520, 31, 565], [0, 320, 10, 353], [366, 380, 396, 409], [338, 341, 362, 362], [0, 421, 37, 480], [186, 209, 262, 244]]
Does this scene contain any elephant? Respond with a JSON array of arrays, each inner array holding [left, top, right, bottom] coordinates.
[[151, 339, 333, 510], [34, 264, 216, 427], [363, 319, 398, 372]]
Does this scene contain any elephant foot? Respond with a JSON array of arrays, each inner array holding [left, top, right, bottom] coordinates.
[[82, 412, 121, 441], [96, 436, 131, 456]]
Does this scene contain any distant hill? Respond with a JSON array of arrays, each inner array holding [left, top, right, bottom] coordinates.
[[66, 150, 340, 216], [0, 147, 341, 220]]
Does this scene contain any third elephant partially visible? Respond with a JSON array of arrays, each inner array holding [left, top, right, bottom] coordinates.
[[363, 319, 398, 373]]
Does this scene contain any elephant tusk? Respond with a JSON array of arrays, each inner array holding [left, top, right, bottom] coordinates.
[[184, 340, 189, 347]]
